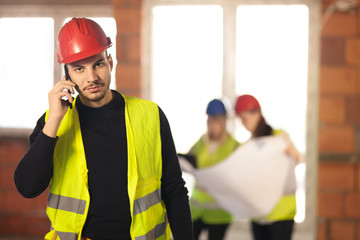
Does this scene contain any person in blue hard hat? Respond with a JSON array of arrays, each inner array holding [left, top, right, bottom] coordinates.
[[188, 99, 240, 240]]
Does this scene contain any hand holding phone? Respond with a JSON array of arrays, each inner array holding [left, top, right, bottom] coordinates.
[[64, 65, 73, 109], [44, 74, 76, 138]]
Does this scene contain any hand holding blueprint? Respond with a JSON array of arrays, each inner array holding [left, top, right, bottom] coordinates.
[[180, 136, 296, 219]]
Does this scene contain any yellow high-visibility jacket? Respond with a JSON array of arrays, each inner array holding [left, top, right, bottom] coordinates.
[[190, 134, 239, 224], [44, 95, 171, 240], [258, 129, 297, 222]]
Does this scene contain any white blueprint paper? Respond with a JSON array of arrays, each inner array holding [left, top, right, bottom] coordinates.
[[183, 136, 296, 219]]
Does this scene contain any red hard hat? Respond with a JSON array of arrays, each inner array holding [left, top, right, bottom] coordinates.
[[57, 18, 112, 64], [235, 94, 261, 114]]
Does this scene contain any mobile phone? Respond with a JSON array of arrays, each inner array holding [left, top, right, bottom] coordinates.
[[64, 65, 73, 109]]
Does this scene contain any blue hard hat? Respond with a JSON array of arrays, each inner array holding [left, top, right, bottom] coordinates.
[[206, 99, 227, 115]]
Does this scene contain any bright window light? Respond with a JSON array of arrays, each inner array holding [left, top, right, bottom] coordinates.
[[235, 5, 309, 223], [0, 18, 54, 129], [235, 5, 309, 152], [151, 5, 223, 153], [64, 17, 117, 90]]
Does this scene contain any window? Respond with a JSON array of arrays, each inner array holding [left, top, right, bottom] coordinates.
[[150, 5, 223, 195], [151, 5, 223, 153], [150, 4, 308, 222], [145, 1, 319, 238], [235, 5, 309, 153], [235, 4, 309, 223], [0, 18, 54, 129]]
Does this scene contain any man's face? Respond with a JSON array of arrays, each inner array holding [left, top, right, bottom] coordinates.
[[67, 51, 113, 107], [207, 115, 227, 141]]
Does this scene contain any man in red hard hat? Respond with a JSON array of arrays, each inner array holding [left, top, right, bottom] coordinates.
[[14, 18, 193, 240]]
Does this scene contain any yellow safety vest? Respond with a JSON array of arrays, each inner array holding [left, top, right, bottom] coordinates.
[[261, 130, 297, 222], [44, 95, 171, 240], [190, 134, 239, 224]]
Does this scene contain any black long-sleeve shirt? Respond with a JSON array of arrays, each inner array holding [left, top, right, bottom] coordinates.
[[14, 91, 193, 240]]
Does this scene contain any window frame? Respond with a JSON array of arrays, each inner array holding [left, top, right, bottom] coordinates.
[[143, 0, 320, 239], [0, 4, 113, 137]]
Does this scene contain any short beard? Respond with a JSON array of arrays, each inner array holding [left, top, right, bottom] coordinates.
[[76, 84, 109, 102]]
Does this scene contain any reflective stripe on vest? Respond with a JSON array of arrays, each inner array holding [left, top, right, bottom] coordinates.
[[48, 225, 78, 240], [135, 216, 168, 240], [133, 189, 161, 215], [48, 193, 86, 215], [57, 231, 78, 240]]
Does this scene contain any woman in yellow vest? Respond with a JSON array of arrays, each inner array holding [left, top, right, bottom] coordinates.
[[234, 94, 301, 240], [188, 99, 240, 240]]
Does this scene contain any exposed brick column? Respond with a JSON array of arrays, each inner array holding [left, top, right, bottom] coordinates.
[[113, 0, 142, 98], [318, 0, 360, 239], [0, 139, 49, 236]]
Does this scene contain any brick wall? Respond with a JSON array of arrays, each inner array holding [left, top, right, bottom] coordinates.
[[318, 0, 360, 239], [0, 139, 49, 237], [113, 0, 142, 98]]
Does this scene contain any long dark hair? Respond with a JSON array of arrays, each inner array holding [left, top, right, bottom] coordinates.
[[253, 112, 273, 138]]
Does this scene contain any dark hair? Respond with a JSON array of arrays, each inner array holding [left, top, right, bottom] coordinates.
[[253, 112, 273, 138]]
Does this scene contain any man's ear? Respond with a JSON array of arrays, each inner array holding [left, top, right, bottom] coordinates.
[[108, 54, 114, 71]]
